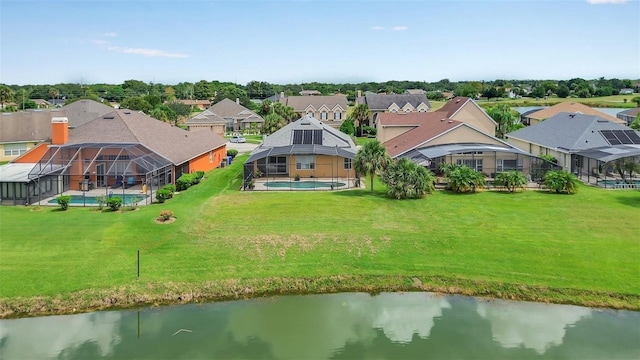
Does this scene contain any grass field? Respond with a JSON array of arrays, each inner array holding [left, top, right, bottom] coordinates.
[[1, 156, 639, 316]]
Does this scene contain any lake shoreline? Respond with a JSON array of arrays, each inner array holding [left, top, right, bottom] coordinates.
[[1, 275, 638, 319]]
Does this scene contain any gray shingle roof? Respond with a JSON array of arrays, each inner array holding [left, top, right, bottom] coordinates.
[[282, 95, 348, 112], [362, 94, 431, 110], [506, 113, 637, 151], [67, 110, 226, 165], [61, 99, 115, 128], [257, 115, 356, 149], [186, 98, 263, 125], [0, 110, 67, 142]]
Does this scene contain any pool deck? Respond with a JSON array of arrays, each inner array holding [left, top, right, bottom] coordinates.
[[33, 183, 155, 207], [249, 177, 362, 191]]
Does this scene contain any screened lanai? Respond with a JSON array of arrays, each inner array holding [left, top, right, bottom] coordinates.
[[574, 145, 640, 189], [25, 143, 174, 203], [399, 143, 560, 181], [242, 144, 358, 190]]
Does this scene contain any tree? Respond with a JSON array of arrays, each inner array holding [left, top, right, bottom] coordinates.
[[544, 170, 579, 194], [351, 104, 370, 136], [0, 85, 13, 109], [555, 84, 570, 98], [193, 80, 213, 100], [120, 97, 153, 113], [166, 101, 192, 117], [629, 114, 640, 130], [214, 85, 250, 107], [481, 86, 502, 100], [354, 140, 391, 193], [339, 118, 355, 136], [494, 171, 527, 193], [609, 157, 640, 182], [444, 164, 485, 193], [381, 158, 435, 199], [122, 80, 149, 97], [263, 113, 285, 134], [271, 102, 298, 122], [631, 96, 640, 107], [486, 103, 521, 138]]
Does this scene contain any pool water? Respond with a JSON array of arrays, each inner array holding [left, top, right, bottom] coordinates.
[[48, 194, 148, 205], [264, 181, 346, 189], [597, 180, 640, 186]]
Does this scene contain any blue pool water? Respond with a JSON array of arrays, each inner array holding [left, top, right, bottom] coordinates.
[[265, 181, 346, 189], [48, 194, 148, 205]]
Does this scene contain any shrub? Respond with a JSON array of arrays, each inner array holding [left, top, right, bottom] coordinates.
[[176, 173, 194, 191], [448, 165, 485, 193], [159, 209, 174, 221], [155, 189, 171, 203], [361, 125, 377, 137], [494, 171, 527, 193], [106, 197, 122, 211], [227, 149, 239, 158], [162, 184, 176, 198], [192, 171, 205, 184], [544, 170, 579, 194], [56, 195, 71, 211], [125, 195, 141, 210], [95, 194, 107, 210], [539, 154, 558, 164], [339, 119, 355, 135]]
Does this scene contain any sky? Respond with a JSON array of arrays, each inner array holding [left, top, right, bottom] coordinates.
[[1, 0, 639, 86]]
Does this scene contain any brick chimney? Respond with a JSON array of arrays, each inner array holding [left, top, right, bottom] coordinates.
[[51, 117, 69, 145]]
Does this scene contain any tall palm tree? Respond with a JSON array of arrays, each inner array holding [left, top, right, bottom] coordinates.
[[354, 140, 391, 193], [351, 104, 370, 137]]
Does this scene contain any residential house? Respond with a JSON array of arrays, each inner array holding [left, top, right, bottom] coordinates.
[[177, 99, 211, 110], [61, 99, 115, 128], [279, 93, 348, 129], [619, 88, 634, 95], [1, 110, 227, 205], [379, 111, 543, 179], [404, 89, 426, 95], [616, 108, 639, 126], [355, 91, 431, 127], [522, 102, 624, 125], [243, 115, 358, 189], [506, 112, 640, 182], [33, 99, 51, 108], [0, 110, 65, 162], [299, 90, 321, 96], [186, 98, 264, 135]]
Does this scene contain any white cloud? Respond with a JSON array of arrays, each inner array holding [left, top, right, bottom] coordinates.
[[107, 46, 188, 58], [371, 26, 385, 30], [90, 39, 109, 46], [392, 26, 408, 31], [99, 32, 117, 37], [586, 0, 629, 4]]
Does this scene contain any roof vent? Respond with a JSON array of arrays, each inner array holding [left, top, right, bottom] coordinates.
[[440, 118, 445, 121], [103, 115, 115, 119], [456, 99, 460, 103], [301, 120, 310, 125], [448, 120, 453, 123], [123, 111, 131, 115]]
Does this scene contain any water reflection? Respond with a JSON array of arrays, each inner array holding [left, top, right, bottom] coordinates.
[[0, 292, 638, 360], [0, 311, 121, 359], [477, 299, 591, 354]]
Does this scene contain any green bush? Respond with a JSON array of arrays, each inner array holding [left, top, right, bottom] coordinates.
[[56, 195, 71, 211], [95, 194, 107, 210], [544, 170, 579, 194], [192, 171, 205, 184], [162, 184, 176, 198], [106, 197, 122, 211], [361, 126, 377, 137], [227, 149, 239, 158], [494, 171, 527, 193], [176, 173, 194, 191], [156, 189, 171, 203]]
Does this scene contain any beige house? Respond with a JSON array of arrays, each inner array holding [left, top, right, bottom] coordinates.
[[279, 93, 348, 129], [523, 102, 624, 125], [177, 99, 211, 110], [0, 110, 65, 162], [356, 91, 431, 127], [186, 98, 264, 135]]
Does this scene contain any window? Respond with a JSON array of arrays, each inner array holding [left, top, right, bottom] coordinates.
[[344, 158, 352, 170], [334, 111, 341, 120], [457, 159, 483, 171], [320, 111, 327, 120], [418, 108, 427, 113], [497, 158, 523, 171], [209, 151, 213, 163], [296, 155, 315, 170], [307, 112, 314, 117], [3, 143, 27, 156]]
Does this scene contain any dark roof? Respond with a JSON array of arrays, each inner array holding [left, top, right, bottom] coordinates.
[[383, 114, 463, 158], [617, 107, 640, 117], [186, 98, 263, 125], [363, 93, 431, 111], [67, 109, 226, 165], [575, 145, 640, 162], [62, 99, 115, 128], [437, 97, 472, 117], [506, 113, 638, 152], [0, 110, 66, 142]]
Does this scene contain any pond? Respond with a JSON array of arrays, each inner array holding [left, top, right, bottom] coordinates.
[[1, 292, 638, 359]]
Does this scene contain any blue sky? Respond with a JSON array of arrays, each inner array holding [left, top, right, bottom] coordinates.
[[1, 0, 639, 86]]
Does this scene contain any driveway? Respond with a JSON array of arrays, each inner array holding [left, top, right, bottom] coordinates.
[[226, 141, 259, 154]]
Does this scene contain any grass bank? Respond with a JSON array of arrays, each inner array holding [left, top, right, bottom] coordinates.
[[1, 157, 639, 317]]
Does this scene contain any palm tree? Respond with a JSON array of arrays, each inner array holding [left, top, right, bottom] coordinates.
[[263, 113, 285, 134], [381, 158, 435, 199], [544, 170, 579, 194], [494, 171, 527, 193], [447, 165, 486, 193], [351, 104, 370, 137], [354, 140, 391, 193]]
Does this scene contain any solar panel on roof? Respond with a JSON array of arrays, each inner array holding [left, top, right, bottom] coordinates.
[[614, 130, 633, 144], [624, 130, 640, 144], [599, 130, 619, 145]]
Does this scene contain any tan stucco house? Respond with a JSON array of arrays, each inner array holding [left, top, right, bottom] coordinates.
[[279, 93, 348, 129]]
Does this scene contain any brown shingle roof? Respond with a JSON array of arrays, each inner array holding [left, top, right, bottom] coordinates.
[[526, 102, 623, 124], [282, 95, 348, 112], [67, 110, 226, 165], [62, 99, 115, 128], [383, 114, 462, 157], [377, 111, 450, 126], [437, 97, 472, 117]]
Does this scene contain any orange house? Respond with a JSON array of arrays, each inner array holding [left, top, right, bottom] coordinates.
[[2, 110, 226, 204]]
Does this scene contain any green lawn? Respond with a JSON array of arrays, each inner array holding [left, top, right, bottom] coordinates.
[[477, 94, 637, 109], [1, 156, 639, 315]]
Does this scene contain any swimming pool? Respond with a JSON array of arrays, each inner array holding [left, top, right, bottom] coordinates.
[[264, 181, 346, 189], [47, 194, 149, 205], [597, 179, 640, 186]]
